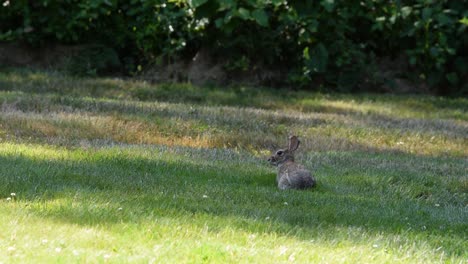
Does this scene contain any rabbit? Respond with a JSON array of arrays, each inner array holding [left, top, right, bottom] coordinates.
[[267, 135, 316, 190]]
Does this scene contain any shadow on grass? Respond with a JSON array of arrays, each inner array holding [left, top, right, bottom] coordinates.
[[1, 145, 466, 256]]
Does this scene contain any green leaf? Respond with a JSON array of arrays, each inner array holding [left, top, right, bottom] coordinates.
[[271, 0, 283, 7], [371, 23, 383, 32], [237, 8, 251, 20], [218, 0, 235, 10], [307, 20, 319, 33], [222, 20, 237, 35], [189, 0, 209, 8], [401, 6, 412, 18], [436, 14, 453, 25], [0, 30, 14, 41], [303, 47, 310, 60], [376, 16, 386, 22], [446, 72, 459, 85], [193, 0, 219, 19], [413, 20, 422, 28], [306, 43, 328, 73], [446, 48, 455, 55], [320, 0, 334, 12], [224, 10, 234, 22], [459, 17, 468, 25], [252, 9, 268, 27], [215, 18, 224, 28], [422, 7, 432, 21]]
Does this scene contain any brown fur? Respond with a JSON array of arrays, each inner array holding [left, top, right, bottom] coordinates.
[[268, 136, 316, 190]]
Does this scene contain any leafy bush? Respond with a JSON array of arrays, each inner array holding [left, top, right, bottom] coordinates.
[[370, 0, 468, 94], [187, 0, 468, 93], [1, 0, 467, 93]]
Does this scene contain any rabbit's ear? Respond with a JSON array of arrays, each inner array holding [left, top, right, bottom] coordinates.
[[288, 136, 300, 151]]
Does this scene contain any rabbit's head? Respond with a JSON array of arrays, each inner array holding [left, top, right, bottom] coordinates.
[[268, 136, 300, 166]]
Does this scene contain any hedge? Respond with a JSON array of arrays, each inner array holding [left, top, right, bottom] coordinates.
[[1, 0, 467, 94]]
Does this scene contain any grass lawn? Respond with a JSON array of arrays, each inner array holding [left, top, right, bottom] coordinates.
[[0, 68, 467, 263]]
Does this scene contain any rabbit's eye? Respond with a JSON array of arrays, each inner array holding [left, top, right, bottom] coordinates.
[[277, 151, 284, 156]]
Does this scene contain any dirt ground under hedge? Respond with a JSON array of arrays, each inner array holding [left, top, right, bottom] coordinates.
[[0, 41, 430, 94]]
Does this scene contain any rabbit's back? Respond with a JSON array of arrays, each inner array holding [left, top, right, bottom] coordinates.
[[277, 163, 316, 190]]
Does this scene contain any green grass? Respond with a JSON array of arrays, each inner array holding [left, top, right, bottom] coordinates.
[[0, 68, 467, 263]]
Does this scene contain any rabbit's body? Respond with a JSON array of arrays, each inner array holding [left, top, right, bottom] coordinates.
[[268, 136, 316, 190], [277, 161, 315, 190]]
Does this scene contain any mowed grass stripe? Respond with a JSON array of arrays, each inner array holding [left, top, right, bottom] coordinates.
[[1, 91, 466, 156]]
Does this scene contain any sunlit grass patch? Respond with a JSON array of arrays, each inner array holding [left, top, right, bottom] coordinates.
[[0, 142, 466, 263], [297, 95, 467, 121], [1, 202, 463, 263]]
